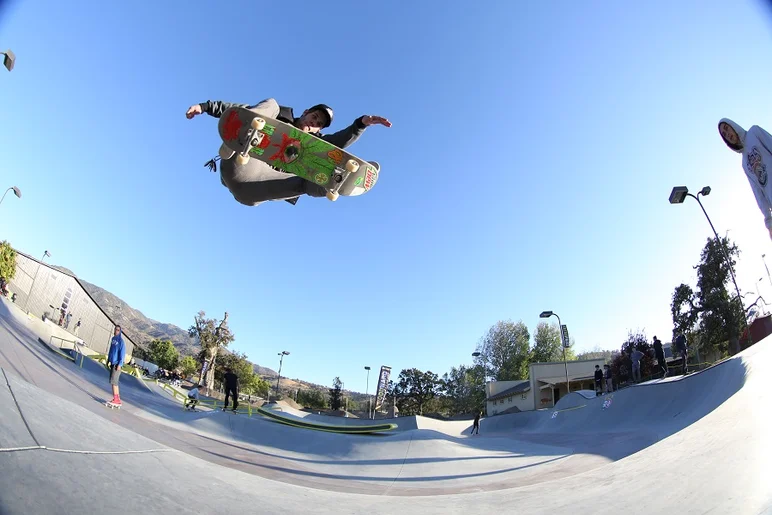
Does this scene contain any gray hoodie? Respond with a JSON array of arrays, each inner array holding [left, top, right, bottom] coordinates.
[[719, 118, 772, 230], [200, 100, 367, 150]]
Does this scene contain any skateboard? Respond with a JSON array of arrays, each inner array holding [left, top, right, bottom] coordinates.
[[217, 107, 379, 201], [105, 401, 121, 410]]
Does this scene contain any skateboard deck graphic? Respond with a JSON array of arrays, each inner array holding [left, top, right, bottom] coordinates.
[[217, 107, 379, 201]]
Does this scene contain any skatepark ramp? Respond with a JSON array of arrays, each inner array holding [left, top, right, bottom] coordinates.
[[0, 297, 770, 513], [255, 405, 398, 434]]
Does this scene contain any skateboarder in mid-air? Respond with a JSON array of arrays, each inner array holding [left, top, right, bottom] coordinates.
[[186, 98, 392, 206]]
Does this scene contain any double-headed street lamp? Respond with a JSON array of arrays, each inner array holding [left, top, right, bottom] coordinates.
[[539, 310, 570, 393], [670, 185, 748, 350]]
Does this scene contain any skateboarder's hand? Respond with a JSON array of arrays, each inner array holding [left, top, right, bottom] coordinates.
[[362, 115, 392, 128], [186, 104, 203, 119]]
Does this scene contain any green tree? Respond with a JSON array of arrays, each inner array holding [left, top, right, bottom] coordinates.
[[214, 351, 253, 387], [393, 368, 439, 416], [329, 377, 343, 411], [576, 347, 615, 361], [474, 320, 531, 381], [441, 364, 485, 416], [241, 374, 270, 400], [189, 311, 235, 391], [211, 350, 260, 397], [671, 237, 745, 356], [530, 322, 564, 363], [609, 330, 655, 383], [180, 356, 198, 379], [0, 241, 17, 281], [297, 389, 327, 409], [132, 344, 149, 361], [148, 339, 179, 370], [346, 398, 362, 412]]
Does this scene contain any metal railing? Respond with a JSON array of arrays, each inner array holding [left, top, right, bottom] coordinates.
[[155, 381, 263, 415]]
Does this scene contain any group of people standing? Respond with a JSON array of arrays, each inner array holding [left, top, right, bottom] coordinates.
[[595, 334, 690, 395]]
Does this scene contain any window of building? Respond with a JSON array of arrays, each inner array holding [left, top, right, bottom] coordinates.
[[507, 396, 512, 403]]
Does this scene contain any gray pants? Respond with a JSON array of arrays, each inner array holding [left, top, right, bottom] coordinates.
[[109, 365, 121, 385], [632, 362, 641, 382], [219, 98, 326, 206]]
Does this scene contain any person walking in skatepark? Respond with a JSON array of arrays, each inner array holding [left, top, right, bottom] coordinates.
[[223, 367, 239, 411]]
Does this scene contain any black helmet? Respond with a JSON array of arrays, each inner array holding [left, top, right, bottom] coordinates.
[[307, 103, 333, 128]]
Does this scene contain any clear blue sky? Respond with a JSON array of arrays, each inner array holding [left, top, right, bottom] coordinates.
[[2, 0, 772, 393]]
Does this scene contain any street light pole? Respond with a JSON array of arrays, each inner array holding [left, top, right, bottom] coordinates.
[[472, 351, 490, 414], [540, 310, 570, 393], [364, 366, 371, 419], [1, 50, 15, 72], [23, 250, 51, 313], [275, 351, 289, 400], [472, 351, 487, 383], [0, 186, 21, 206], [763, 254, 772, 291], [670, 186, 749, 350]]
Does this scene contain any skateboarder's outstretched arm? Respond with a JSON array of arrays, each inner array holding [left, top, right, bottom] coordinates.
[[321, 115, 392, 149], [186, 100, 252, 119]]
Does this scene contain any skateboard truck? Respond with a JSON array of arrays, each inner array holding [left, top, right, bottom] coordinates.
[[218, 118, 267, 166], [325, 159, 360, 201]]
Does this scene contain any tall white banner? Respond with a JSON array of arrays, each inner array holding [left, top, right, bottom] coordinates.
[[373, 365, 391, 411]]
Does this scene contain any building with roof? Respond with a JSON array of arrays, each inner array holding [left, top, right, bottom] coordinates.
[[486, 358, 607, 415], [5, 249, 135, 356]]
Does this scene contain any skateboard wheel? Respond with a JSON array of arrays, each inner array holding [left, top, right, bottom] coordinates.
[[251, 118, 266, 130], [219, 144, 235, 160], [345, 159, 360, 173], [326, 191, 339, 201], [236, 154, 250, 166]]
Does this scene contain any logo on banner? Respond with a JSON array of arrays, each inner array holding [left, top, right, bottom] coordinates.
[[373, 365, 392, 411]]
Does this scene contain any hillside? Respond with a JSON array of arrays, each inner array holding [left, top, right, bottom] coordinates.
[[74, 277, 276, 377], [48, 265, 375, 398]]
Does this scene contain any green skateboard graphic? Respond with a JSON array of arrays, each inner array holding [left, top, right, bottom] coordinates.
[[217, 107, 379, 201]]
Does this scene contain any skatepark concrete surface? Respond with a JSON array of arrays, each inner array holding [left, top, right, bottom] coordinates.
[[1, 298, 771, 514]]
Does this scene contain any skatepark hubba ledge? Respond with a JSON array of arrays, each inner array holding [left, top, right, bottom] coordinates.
[[0, 297, 770, 514]]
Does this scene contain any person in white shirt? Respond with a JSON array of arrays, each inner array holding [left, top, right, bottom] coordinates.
[[718, 118, 772, 240], [185, 384, 201, 411]]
